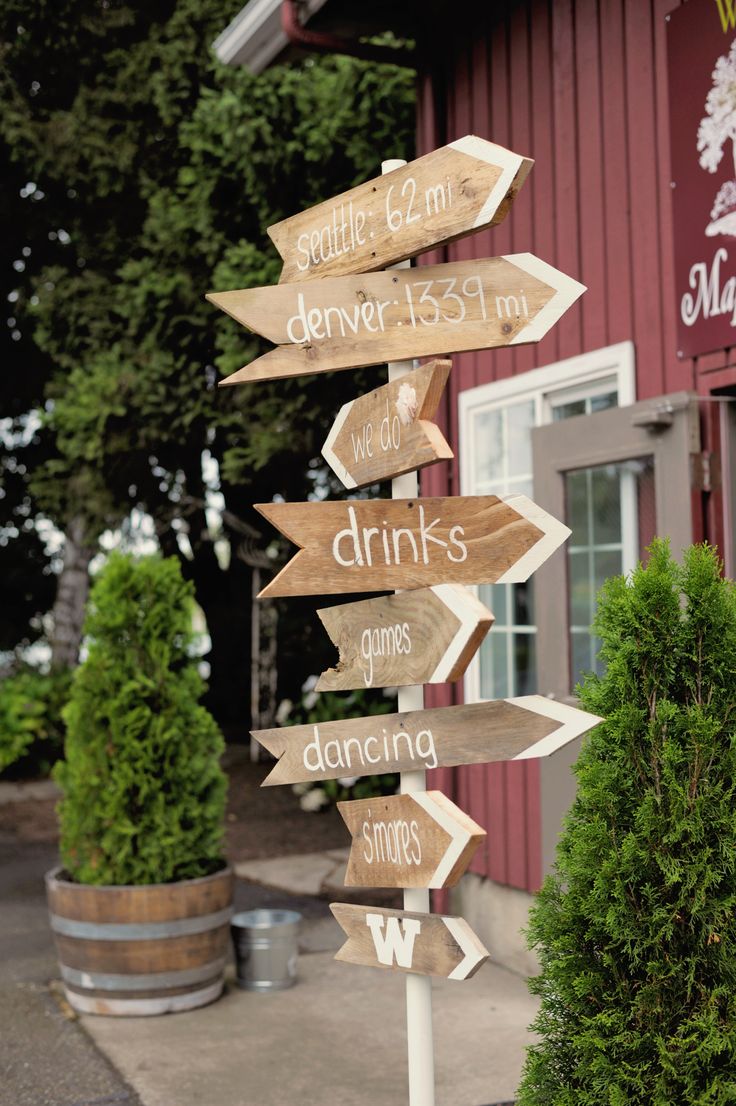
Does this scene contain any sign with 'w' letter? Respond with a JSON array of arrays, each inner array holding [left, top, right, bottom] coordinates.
[[330, 904, 489, 980]]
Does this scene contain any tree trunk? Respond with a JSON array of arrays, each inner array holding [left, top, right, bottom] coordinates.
[[197, 555, 253, 736], [50, 515, 96, 671]]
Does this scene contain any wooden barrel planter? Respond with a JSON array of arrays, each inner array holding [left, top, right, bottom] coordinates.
[[45, 865, 234, 1016]]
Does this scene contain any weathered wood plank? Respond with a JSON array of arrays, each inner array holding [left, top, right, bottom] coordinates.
[[207, 254, 586, 385], [322, 359, 453, 490], [255, 494, 570, 598], [252, 696, 602, 787], [316, 584, 493, 691], [269, 136, 533, 282], [330, 903, 489, 980], [338, 790, 486, 889]]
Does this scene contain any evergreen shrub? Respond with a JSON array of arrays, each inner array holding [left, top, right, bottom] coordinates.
[[55, 552, 227, 886], [518, 540, 736, 1106], [0, 666, 70, 777]]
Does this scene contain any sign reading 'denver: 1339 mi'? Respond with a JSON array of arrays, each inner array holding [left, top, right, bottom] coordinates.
[[207, 254, 585, 385]]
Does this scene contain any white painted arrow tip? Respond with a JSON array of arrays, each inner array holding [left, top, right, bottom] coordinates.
[[507, 695, 602, 759], [495, 494, 571, 584], [428, 584, 493, 683], [443, 917, 489, 980], [411, 791, 471, 888], [502, 253, 586, 345], [321, 401, 357, 490]]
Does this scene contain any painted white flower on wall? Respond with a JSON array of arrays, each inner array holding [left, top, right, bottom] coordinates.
[[698, 38, 736, 236]]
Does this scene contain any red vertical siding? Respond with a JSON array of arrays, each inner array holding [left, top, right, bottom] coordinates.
[[420, 0, 736, 894]]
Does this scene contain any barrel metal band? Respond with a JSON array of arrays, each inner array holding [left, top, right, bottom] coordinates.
[[49, 906, 233, 940], [60, 957, 227, 992]]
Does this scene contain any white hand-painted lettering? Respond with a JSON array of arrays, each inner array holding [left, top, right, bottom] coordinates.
[[365, 913, 421, 969], [361, 812, 422, 866], [359, 621, 412, 687], [331, 505, 467, 569], [286, 275, 492, 345], [303, 724, 438, 774]]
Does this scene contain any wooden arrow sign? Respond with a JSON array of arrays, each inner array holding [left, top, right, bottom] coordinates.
[[269, 136, 533, 283], [254, 494, 570, 598], [322, 359, 453, 490], [330, 904, 489, 980], [252, 696, 602, 787], [316, 584, 493, 691], [207, 254, 586, 386], [337, 791, 486, 890]]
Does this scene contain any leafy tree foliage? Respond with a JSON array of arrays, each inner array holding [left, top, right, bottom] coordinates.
[[56, 552, 226, 885], [518, 541, 736, 1106], [0, 665, 70, 777], [0, 0, 415, 718]]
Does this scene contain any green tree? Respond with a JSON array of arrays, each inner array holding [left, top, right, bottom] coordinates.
[[518, 540, 736, 1106], [56, 552, 226, 885], [0, 0, 415, 719]]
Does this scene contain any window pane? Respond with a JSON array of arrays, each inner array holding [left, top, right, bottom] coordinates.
[[569, 550, 592, 626], [513, 633, 537, 695], [566, 470, 590, 545], [594, 549, 622, 594], [591, 465, 622, 544], [481, 582, 507, 626], [473, 409, 502, 486], [479, 631, 509, 699], [570, 630, 594, 691], [590, 391, 618, 413], [552, 398, 586, 421], [513, 580, 535, 625], [475, 409, 504, 485], [507, 400, 535, 476]]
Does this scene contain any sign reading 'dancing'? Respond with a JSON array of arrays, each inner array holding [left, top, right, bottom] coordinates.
[[268, 136, 533, 282], [251, 696, 602, 787], [207, 255, 586, 385], [254, 494, 570, 598]]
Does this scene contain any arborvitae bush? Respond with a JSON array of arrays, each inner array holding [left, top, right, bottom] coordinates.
[[518, 540, 736, 1106], [55, 552, 227, 886]]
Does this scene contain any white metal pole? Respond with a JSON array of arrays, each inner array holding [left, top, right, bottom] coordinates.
[[382, 157, 436, 1106]]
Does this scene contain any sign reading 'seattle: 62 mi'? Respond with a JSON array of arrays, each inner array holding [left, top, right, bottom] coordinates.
[[268, 136, 533, 282], [206, 254, 586, 386]]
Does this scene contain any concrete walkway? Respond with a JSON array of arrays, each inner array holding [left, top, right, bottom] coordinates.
[[1, 832, 538, 1106]]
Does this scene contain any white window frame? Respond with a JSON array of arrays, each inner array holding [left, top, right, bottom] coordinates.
[[458, 341, 636, 704]]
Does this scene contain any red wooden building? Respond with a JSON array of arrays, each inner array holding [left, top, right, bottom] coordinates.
[[218, 0, 736, 970]]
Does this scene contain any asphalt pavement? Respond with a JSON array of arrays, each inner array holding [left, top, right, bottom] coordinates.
[[0, 814, 537, 1106]]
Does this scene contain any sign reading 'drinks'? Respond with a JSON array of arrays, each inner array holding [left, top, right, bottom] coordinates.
[[316, 584, 493, 691], [254, 494, 570, 598], [337, 791, 486, 890], [268, 136, 533, 283], [330, 903, 489, 981], [321, 359, 453, 490], [207, 255, 586, 386], [252, 696, 602, 787]]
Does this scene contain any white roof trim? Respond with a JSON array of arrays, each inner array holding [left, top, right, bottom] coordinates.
[[213, 0, 330, 73]]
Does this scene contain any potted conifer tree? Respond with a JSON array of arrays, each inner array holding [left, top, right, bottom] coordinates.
[[517, 540, 736, 1104], [46, 552, 233, 1016]]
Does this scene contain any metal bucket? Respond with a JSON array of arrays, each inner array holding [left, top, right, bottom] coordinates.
[[231, 909, 301, 992]]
